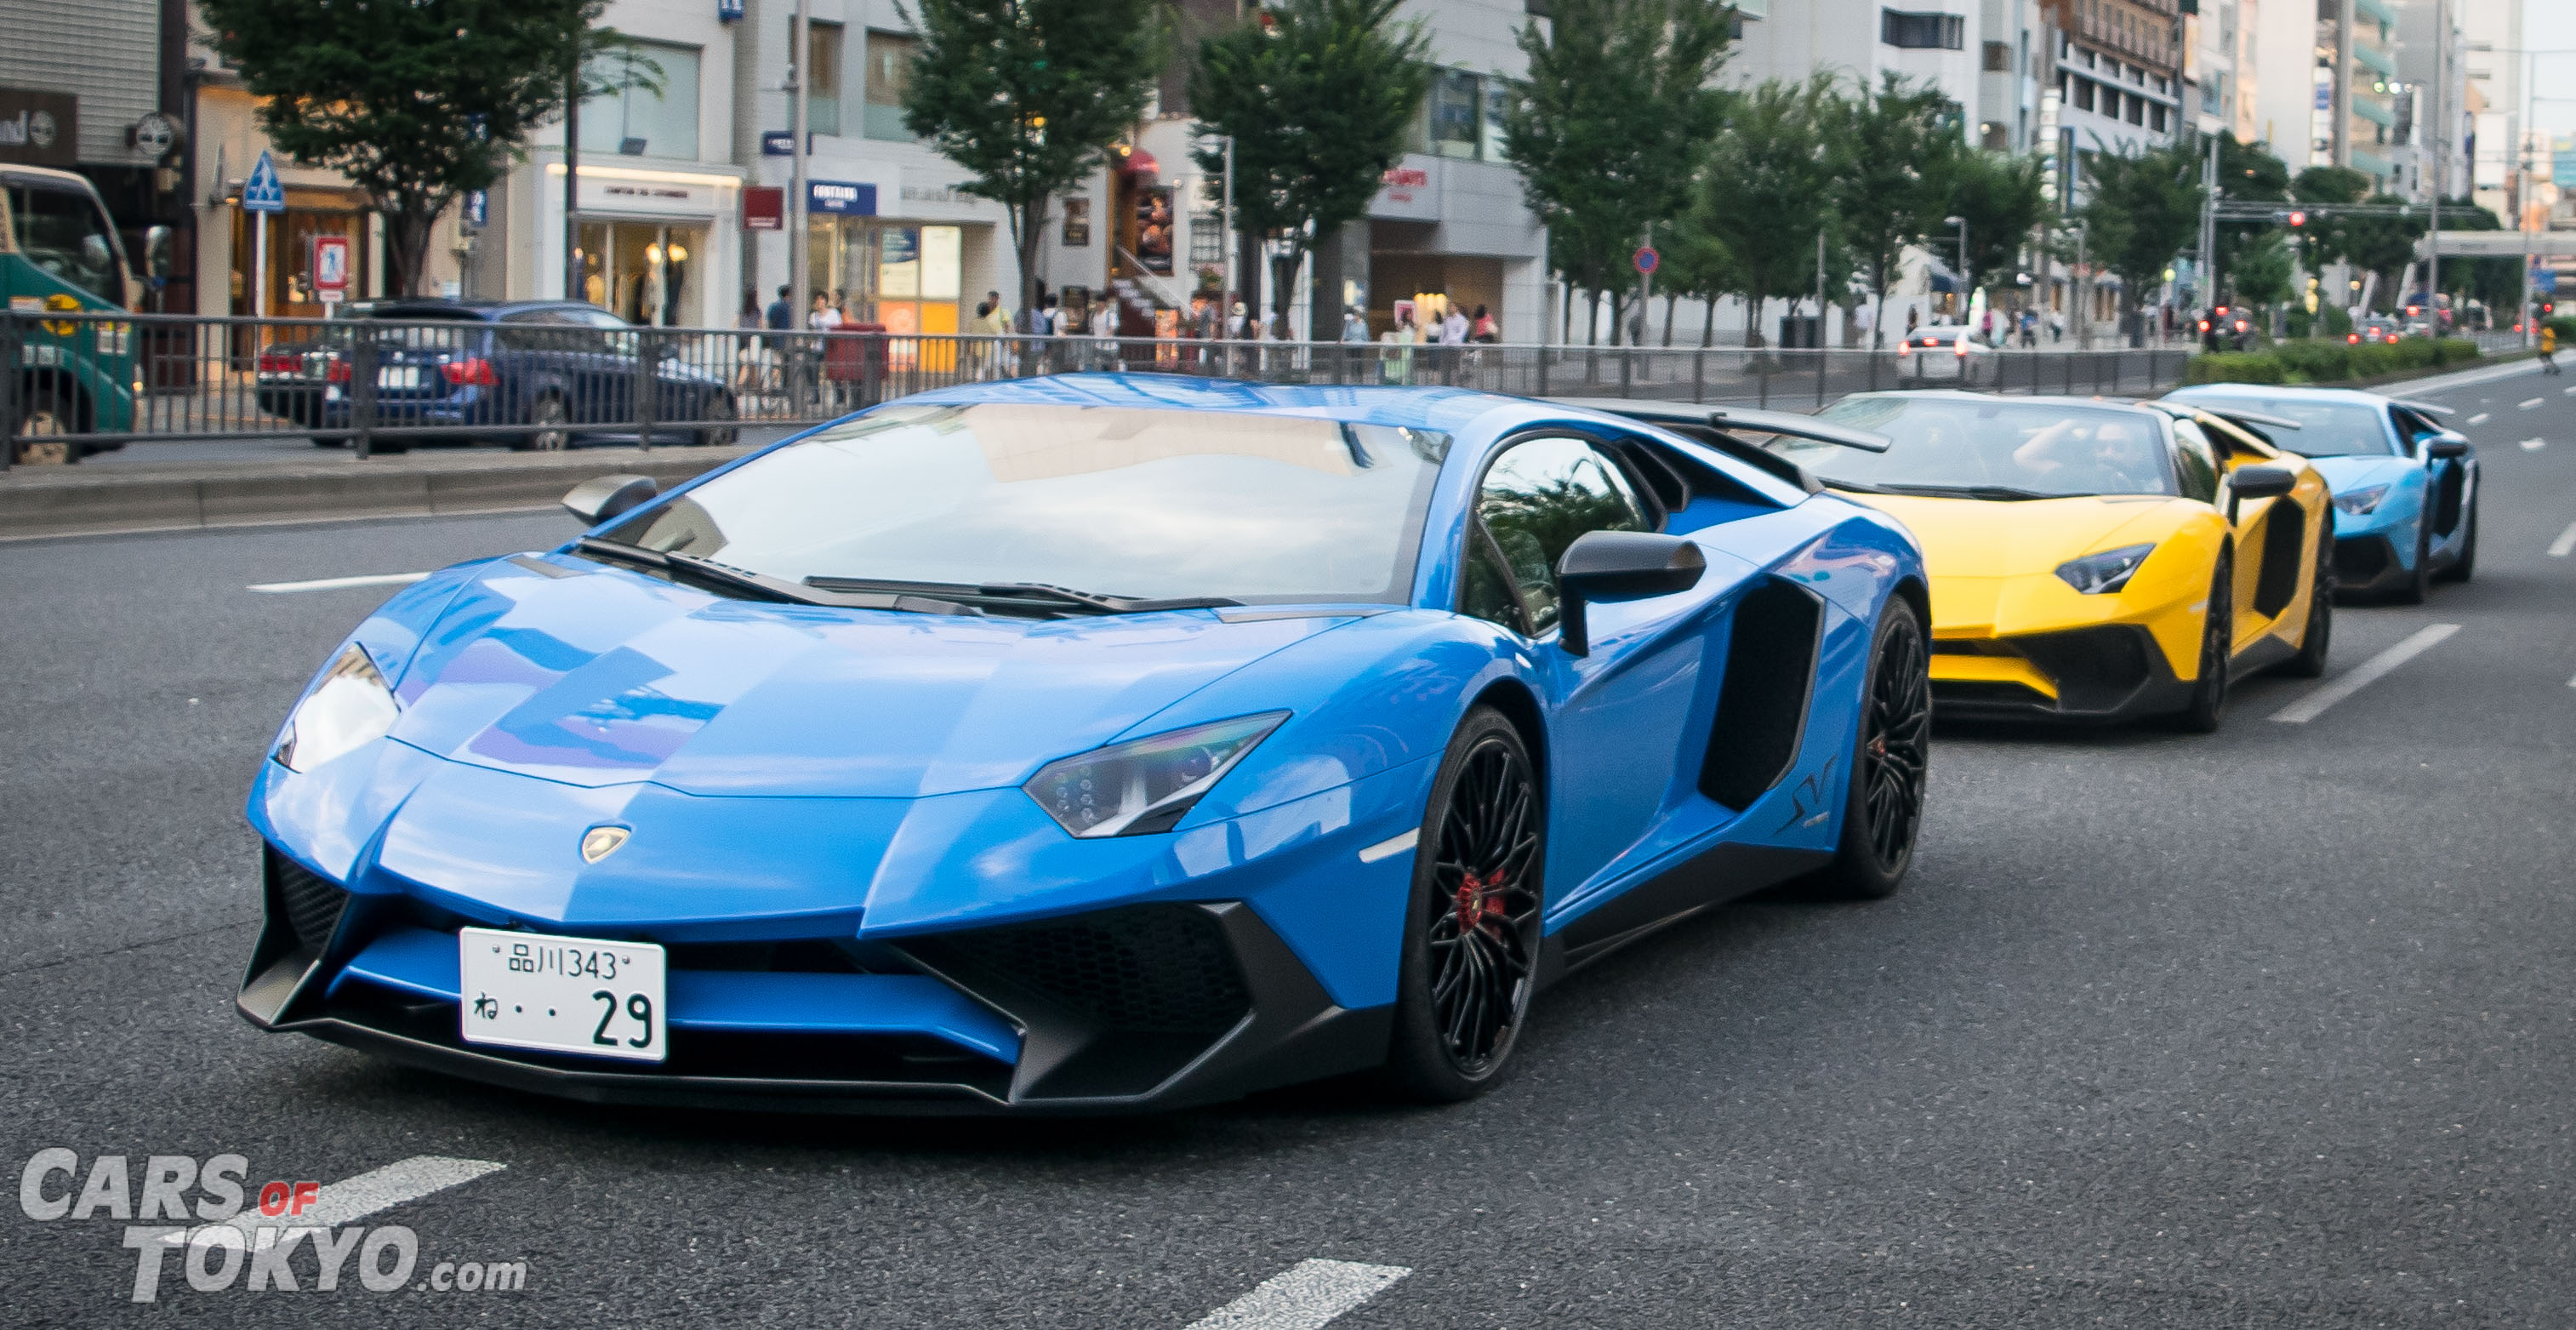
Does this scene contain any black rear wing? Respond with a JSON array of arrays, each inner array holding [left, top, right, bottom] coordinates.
[[1542, 398, 1892, 495]]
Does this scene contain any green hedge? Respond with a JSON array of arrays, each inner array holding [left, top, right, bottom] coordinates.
[[2184, 336, 2482, 386]]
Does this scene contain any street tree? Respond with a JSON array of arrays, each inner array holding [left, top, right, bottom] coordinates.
[[1833, 73, 1958, 348], [1188, 0, 1430, 336], [199, 0, 652, 298], [2078, 139, 2204, 334], [1502, 0, 1734, 345], [1935, 148, 2048, 308], [2213, 134, 2292, 299], [1696, 75, 1842, 347], [2436, 198, 2522, 313], [2231, 231, 2296, 311], [900, 0, 1164, 328]]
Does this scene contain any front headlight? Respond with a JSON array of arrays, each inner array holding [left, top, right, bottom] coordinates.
[[2333, 482, 2391, 515], [1023, 712, 1288, 838], [273, 645, 398, 773], [2053, 543, 2157, 596]]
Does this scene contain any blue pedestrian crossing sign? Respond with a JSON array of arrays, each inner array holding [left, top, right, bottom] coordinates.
[[242, 150, 286, 214]]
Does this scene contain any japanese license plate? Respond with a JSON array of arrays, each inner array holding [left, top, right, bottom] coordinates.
[[378, 365, 423, 391], [458, 927, 666, 1062]]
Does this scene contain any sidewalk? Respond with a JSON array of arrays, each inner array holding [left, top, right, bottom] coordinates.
[[0, 442, 763, 542]]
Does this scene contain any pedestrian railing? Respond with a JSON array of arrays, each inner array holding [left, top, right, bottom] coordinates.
[[2, 311, 2220, 468]]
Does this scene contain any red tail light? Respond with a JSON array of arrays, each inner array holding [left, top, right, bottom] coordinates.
[[323, 356, 351, 383], [257, 351, 300, 374], [1953, 340, 1969, 357], [2347, 334, 2360, 345], [442, 357, 499, 386]]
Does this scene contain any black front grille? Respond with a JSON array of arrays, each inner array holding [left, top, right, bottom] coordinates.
[[2012, 627, 2155, 713], [2334, 535, 2391, 583], [945, 905, 1251, 1035], [270, 848, 349, 951], [1931, 680, 2054, 709]]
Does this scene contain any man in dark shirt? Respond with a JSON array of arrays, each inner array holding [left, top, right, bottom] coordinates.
[[763, 284, 793, 333]]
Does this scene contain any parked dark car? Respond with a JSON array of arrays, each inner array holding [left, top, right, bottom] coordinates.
[[259, 300, 737, 452]]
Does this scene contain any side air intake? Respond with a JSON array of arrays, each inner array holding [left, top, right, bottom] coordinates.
[[2254, 501, 2306, 619], [1699, 579, 1823, 809]]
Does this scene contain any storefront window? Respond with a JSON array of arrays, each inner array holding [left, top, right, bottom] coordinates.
[[808, 22, 844, 137], [576, 220, 701, 325], [580, 41, 702, 159], [803, 220, 960, 336], [865, 32, 918, 140], [231, 203, 364, 317]]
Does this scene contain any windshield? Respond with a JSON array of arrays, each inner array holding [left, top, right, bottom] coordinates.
[[2169, 396, 2393, 456], [8, 181, 128, 305], [601, 403, 1450, 604], [1799, 396, 2178, 498]]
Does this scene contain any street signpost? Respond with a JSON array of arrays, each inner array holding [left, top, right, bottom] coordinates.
[[242, 151, 285, 320], [311, 234, 350, 307]]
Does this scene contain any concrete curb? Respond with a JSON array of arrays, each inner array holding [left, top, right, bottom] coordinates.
[[0, 446, 759, 542]]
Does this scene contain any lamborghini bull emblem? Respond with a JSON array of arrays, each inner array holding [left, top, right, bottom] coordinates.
[[579, 825, 630, 864]]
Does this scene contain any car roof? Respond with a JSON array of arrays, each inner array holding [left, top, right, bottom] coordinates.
[[343, 299, 608, 321]]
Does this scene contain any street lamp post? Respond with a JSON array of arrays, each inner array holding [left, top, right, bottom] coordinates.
[[788, 0, 810, 340], [1944, 214, 1969, 324]]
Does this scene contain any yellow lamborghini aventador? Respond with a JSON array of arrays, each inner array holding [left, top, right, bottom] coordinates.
[[1770, 392, 2336, 731]]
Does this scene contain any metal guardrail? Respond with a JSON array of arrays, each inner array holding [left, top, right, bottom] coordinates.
[[5, 310, 2226, 468]]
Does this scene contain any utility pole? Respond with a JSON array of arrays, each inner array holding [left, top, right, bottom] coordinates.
[[2200, 130, 2219, 315], [1815, 229, 1828, 347], [2426, 0, 2442, 323], [2074, 220, 2092, 350], [788, 0, 811, 328], [564, 43, 581, 301]]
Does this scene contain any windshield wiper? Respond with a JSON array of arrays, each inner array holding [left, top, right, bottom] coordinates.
[[1874, 482, 2063, 501], [576, 538, 840, 606], [803, 576, 1240, 616]]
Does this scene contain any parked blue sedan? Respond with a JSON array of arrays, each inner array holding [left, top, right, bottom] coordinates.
[[282, 300, 737, 453], [2164, 384, 2477, 602], [237, 374, 1932, 1113]]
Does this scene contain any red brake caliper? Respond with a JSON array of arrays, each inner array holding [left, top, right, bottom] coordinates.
[[1455, 870, 1507, 936]]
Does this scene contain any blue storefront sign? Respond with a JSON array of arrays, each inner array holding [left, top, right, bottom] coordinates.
[[807, 180, 876, 216]]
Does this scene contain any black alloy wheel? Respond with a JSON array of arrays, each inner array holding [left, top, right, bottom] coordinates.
[[1809, 597, 1930, 899], [2174, 554, 2234, 733], [1384, 706, 1542, 1101], [2282, 518, 2336, 678]]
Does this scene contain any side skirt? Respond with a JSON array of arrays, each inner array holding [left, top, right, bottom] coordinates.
[[1536, 841, 1833, 987]]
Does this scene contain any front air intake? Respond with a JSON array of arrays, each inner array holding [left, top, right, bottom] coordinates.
[[268, 847, 350, 952]]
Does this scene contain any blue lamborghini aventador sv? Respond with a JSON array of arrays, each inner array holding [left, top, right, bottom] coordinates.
[[239, 375, 1932, 1113]]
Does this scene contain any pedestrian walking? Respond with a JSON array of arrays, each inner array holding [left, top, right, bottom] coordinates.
[[2543, 323, 2562, 374], [734, 291, 763, 397]]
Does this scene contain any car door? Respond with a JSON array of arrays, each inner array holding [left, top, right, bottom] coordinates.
[[2390, 405, 2470, 551], [2199, 420, 2307, 649], [569, 308, 645, 428], [1462, 434, 1713, 911]]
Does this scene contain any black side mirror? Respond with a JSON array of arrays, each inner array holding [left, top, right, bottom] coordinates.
[[2226, 465, 2296, 522], [562, 473, 658, 525], [2425, 433, 2470, 460], [1555, 530, 1707, 657]]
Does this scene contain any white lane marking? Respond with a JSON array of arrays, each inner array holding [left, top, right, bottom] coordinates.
[[2550, 522, 2576, 558], [1185, 1260, 1411, 1330], [2521, 397, 2547, 410], [2523, 437, 2549, 451], [2565, 385, 2576, 396], [1357, 829, 1418, 864], [248, 572, 430, 594], [2466, 412, 2492, 425], [164, 1156, 504, 1245], [2271, 625, 2461, 724]]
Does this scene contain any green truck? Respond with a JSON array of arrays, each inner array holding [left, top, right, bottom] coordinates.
[[4, 164, 162, 464]]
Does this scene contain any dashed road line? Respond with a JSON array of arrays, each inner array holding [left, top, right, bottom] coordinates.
[[1184, 1260, 1411, 1330], [2564, 385, 2576, 396], [248, 573, 430, 594], [2522, 437, 2548, 451], [2550, 522, 2576, 558], [2521, 397, 2547, 410], [2271, 625, 2461, 724], [164, 1156, 504, 1246], [2466, 412, 2492, 425]]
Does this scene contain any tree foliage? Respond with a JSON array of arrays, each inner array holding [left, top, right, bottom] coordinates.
[[1936, 148, 2047, 300], [1501, 0, 1733, 342], [1695, 75, 1842, 345], [1832, 74, 1957, 347], [2078, 139, 2204, 318], [199, 0, 647, 297], [1189, 0, 1430, 332], [900, 0, 1164, 323]]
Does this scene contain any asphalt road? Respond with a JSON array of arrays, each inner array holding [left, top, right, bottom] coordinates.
[[3, 362, 2573, 1327]]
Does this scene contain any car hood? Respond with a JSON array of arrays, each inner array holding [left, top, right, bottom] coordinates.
[[376, 555, 1352, 799], [1842, 492, 2182, 577], [2302, 453, 2416, 494]]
